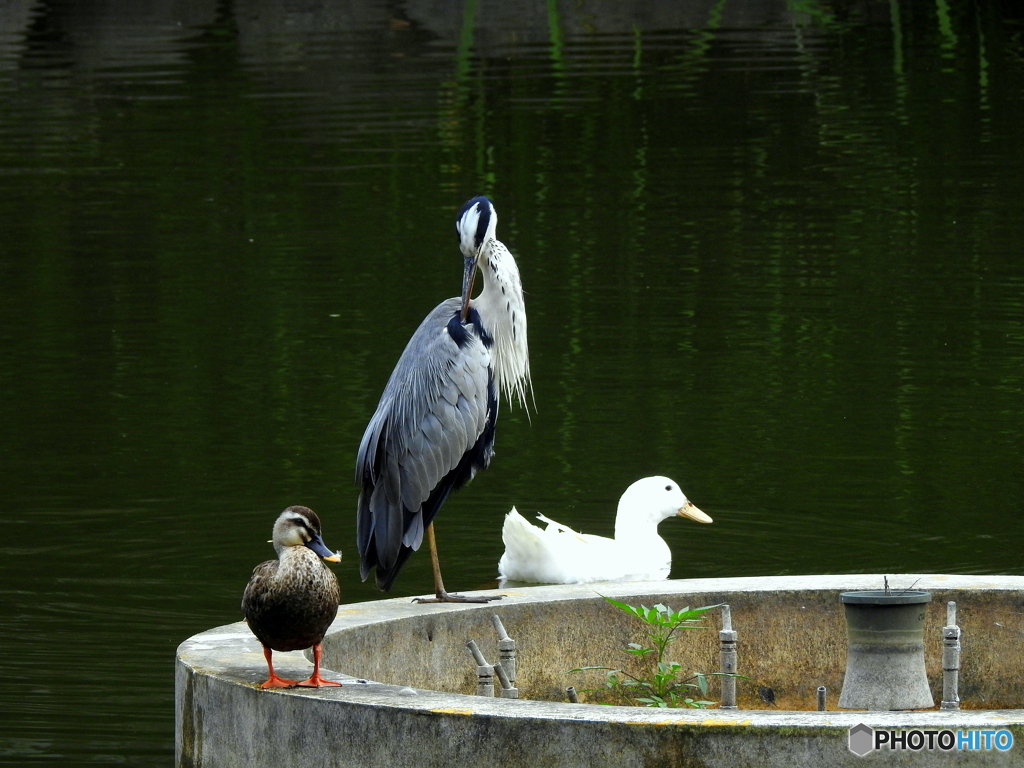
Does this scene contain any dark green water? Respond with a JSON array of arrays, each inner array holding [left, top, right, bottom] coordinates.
[[1, 1, 1022, 763]]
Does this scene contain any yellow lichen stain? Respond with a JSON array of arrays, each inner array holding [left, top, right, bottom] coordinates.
[[700, 719, 752, 727], [431, 708, 474, 715], [620, 718, 753, 727]]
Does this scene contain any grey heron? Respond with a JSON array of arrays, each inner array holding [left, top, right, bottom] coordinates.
[[356, 196, 531, 603]]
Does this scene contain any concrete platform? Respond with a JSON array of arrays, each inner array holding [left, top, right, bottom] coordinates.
[[176, 574, 1024, 767]]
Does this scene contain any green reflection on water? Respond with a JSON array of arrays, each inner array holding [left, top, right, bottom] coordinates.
[[0, 2, 1023, 765]]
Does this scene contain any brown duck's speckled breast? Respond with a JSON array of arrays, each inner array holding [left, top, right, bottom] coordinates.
[[241, 547, 340, 652]]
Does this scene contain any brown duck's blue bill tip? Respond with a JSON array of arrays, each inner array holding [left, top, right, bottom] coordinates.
[[305, 535, 341, 562]]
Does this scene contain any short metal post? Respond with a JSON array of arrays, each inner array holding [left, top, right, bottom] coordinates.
[[466, 640, 494, 697], [817, 686, 827, 711], [719, 604, 738, 710], [492, 614, 517, 687], [566, 686, 579, 703], [941, 601, 961, 711]]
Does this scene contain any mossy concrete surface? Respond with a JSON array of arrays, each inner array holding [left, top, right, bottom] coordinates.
[[176, 574, 1024, 767]]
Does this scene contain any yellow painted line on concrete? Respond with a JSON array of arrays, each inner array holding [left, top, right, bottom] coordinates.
[[431, 708, 475, 715]]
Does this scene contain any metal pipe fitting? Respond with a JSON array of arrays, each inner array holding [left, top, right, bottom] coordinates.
[[719, 605, 738, 710], [492, 614, 517, 686], [941, 601, 961, 711]]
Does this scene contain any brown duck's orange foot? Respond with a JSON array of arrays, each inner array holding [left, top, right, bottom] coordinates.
[[260, 647, 298, 688], [295, 644, 341, 687], [260, 675, 299, 689], [414, 590, 504, 604], [297, 674, 342, 688]]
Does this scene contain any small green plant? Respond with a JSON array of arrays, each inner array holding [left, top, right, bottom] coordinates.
[[570, 596, 743, 709]]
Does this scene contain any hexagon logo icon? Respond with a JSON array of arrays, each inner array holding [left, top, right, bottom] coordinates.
[[848, 723, 874, 756]]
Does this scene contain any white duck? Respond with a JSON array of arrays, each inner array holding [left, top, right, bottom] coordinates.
[[497, 476, 712, 585]]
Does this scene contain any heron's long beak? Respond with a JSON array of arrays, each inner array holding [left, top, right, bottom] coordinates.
[[305, 533, 342, 562], [677, 501, 713, 524], [460, 253, 479, 321]]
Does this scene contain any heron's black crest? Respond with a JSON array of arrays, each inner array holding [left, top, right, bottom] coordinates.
[[457, 196, 492, 250]]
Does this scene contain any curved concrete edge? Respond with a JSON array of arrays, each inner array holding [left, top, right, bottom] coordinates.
[[329, 571, 1024, 631], [176, 574, 1024, 768]]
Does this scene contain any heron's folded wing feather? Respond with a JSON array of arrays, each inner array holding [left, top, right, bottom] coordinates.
[[356, 298, 492, 562]]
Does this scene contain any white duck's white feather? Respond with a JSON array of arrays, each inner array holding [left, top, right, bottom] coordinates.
[[497, 476, 712, 585]]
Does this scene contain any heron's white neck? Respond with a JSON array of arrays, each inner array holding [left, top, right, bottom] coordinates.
[[472, 238, 531, 410]]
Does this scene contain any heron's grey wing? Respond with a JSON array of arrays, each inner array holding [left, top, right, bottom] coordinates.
[[356, 297, 493, 582]]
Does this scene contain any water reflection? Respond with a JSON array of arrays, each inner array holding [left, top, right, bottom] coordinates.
[[1, 1, 1023, 764]]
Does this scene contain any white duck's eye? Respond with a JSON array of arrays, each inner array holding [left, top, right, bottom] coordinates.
[[665, 485, 672, 491]]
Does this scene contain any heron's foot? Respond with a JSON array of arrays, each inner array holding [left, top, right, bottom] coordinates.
[[413, 591, 504, 604]]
